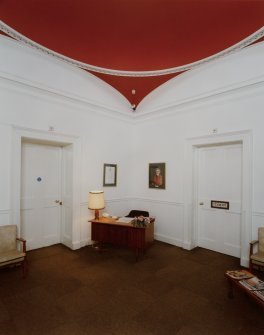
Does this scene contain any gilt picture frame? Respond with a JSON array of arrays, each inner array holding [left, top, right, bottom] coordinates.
[[149, 163, 165, 189], [103, 164, 117, 186]]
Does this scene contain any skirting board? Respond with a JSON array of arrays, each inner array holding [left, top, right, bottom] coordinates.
[[67, 236, 183, 250], [68, 239, 93, 250], [62, 237, 76, 250], [60, 237, 250, 265], [240, 257, 249, 268], [154, 233, 183, 248]]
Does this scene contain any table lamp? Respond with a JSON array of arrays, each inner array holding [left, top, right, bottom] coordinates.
[[88, 190, 105, 220]]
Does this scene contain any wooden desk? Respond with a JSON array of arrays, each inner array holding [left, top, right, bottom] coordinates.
[[89, 217, 154, 259]]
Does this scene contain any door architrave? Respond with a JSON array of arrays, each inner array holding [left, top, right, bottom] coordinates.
[[183, 130, 252, 267], [11, 126, 81, 250]]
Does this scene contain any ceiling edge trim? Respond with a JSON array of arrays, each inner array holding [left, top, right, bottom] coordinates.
[[0, 71, 135, 123], [1, 20, 264, 77], [135, 75, 264, 121]]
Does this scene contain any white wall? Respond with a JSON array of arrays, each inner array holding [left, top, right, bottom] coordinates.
[[0, 124, 12, 225], [0, 35, 132, 115], [1, 34, 264, 259], [133, 96, 264, 245], [0, 36, 134, 247], [133, 42, 264, 253], [137, 42, 264, 115]]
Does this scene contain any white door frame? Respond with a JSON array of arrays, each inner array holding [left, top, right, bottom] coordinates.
[[183, 130, 252, 267], [11, 126, 82, 250]]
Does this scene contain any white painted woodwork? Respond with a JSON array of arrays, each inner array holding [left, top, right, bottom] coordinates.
[[0, 125, 12, 210], [61, 144, 73, 246], [0, 35, 131, 116], [21, 142, 62, 250], [137, 41, 264, 115], [197, 144, 242, 257], [0, 35, 263, 257], [182, 131, 252, 266]]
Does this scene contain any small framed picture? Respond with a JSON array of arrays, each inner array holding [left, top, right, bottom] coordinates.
[[103, 164, 117, 186], [149, 163, 165, 189]]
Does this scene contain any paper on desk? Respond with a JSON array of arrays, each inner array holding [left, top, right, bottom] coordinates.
[[116, 217, 133, 223]]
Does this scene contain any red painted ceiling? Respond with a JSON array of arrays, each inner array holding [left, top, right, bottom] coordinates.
[[0, 0, 264, 108]]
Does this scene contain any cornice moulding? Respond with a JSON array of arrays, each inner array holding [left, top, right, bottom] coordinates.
[[0, 71, 135, 123], [1, 20, 263, 77], [0, 67, 264, 124], [135, 75, 264, 121], [1, 69, 263, 124]]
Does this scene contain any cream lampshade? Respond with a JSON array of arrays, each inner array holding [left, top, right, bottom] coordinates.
[[88, 190, 105, 220]]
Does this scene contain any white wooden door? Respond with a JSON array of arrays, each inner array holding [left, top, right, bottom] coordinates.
[[21, 142, 62, 250], [61, 144, 73, 247], [197, 143, 242, 257]]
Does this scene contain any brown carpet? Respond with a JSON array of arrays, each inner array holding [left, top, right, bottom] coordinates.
[[0, 241, 263, 335]]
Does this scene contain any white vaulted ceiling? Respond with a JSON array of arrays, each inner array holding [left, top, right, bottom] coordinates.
[[0, 0, 263, 109]]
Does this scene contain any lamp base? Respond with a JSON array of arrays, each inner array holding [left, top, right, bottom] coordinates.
[[94, 209, 100, 220]]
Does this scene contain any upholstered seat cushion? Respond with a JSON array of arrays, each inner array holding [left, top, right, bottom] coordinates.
[[251, 252, 264, 264], [0, 250, 26, 266]]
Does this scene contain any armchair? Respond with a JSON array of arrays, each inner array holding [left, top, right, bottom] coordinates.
[[0, 225, 27, 277], [249, 227, 264, 272]]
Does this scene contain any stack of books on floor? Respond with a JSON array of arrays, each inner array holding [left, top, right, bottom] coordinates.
[[239, 276, 264, 301]]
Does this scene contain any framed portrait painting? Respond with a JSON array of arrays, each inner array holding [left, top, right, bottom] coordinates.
[[103, 164, 117, 186], [149, 163, 165, 189]]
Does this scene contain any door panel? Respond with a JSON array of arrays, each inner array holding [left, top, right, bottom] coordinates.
[[21, 143, 62, 250], [197, 144, 242, 257], [61, 145, 73, 246]]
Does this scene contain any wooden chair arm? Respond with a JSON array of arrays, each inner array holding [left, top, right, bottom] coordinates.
[[16, 237, 27, 253], [249, 240, 259, 257]]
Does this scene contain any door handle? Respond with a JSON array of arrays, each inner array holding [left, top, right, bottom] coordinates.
[[199, 202, 204, 206], [55, 200, 63, 205]]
